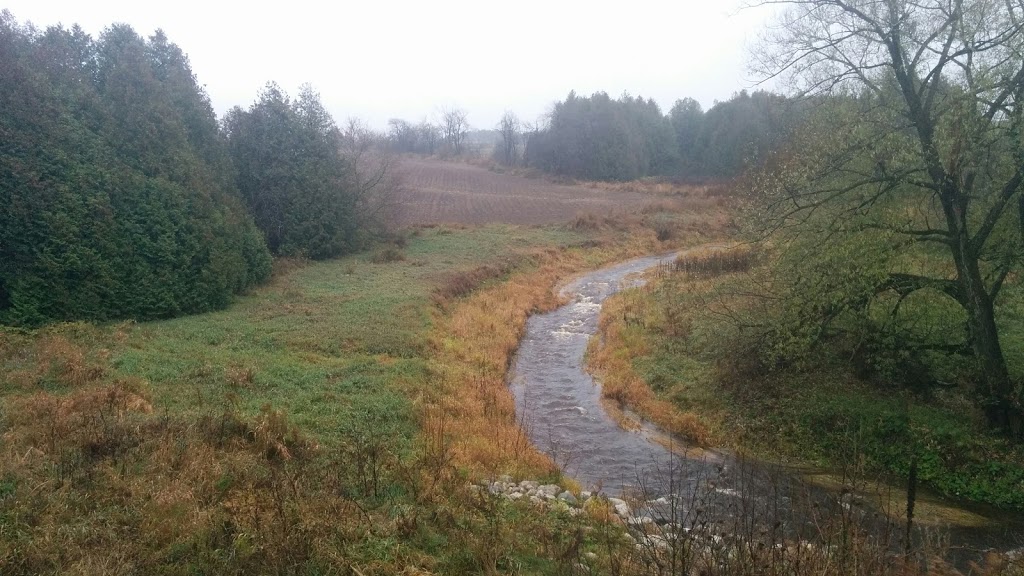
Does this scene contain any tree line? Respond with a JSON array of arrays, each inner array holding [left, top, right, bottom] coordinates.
[[383, 90, 802, 183], [0, 13, 389, 327], [524, 89, 803, 181]]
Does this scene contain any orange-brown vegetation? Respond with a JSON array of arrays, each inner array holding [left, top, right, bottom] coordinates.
[[588, 263, 716, 446], [432, 260, 521, 304], [423, 214, 726, 480], [2, 331, 107, 390], [671, 243, 758, 276]]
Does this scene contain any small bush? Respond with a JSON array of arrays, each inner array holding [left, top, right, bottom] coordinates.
[[270, 257, 311, 279], [370, 247, 406, 264], [571, 213, 602, 231], [674, 245, 757, 277], [433, 259, 521, 303], [654, 222, 675, 241]]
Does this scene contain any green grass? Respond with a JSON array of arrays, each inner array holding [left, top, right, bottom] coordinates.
[[77, 225, 585, 444]]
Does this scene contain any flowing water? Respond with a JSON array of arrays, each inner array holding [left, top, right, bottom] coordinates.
[[509, 252, 715, 496], [508, 251, 1022, 562]]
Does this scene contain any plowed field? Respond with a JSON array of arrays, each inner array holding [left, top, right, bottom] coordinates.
[[392, 158, 654, 226]]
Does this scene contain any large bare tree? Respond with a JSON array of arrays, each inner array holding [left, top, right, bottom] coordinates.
[[752, 0, 1024, 432], [496, 110, 521, 166], [440, 106, 469, 155], [340, 118, 400, 229]]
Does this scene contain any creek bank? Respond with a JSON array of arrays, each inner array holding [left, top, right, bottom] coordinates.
[[508, 249, 1024, 569], [473, 477, 971, 574], [471, 476, 728, 556]]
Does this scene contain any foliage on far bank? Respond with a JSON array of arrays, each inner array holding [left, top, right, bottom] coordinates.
[[0, 14, 271, 327]]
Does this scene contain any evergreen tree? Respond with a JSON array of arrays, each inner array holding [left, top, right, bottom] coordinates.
[[224, 84, 362, 259], [0, 13, 270, 326]]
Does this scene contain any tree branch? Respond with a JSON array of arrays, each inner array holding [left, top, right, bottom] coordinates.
[[972, 165, 1024, 251], [878, 272, 962, 302]]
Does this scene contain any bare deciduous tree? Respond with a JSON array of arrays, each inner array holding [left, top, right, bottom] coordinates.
[[341, 118, 401, 230], [751, 0, 1024, 432], [387, 118, 418, 153], [418, 120, 440, 155], [440, 106, 469, 156], [496, 110, 521, 166]]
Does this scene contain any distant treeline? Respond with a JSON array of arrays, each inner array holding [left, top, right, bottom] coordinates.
[[0, 13, 386, 326], [526, 90, 800, 182], [384, 90, 802, 182]]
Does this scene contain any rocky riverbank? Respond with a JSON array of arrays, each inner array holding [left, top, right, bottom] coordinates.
[[473, 476, 684, 553], [473, 476, 1024, 574]]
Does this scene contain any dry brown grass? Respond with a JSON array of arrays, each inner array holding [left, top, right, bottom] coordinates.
[[2, 330, 109, 390], [370, 246, 406, 263], [0, 380, 377, 573], [583, 178, 714, 198], [269, 256, 311, 280], [391, 158, 720, 228], [432, 260, 520, 305], [673, 243, 758, 277]]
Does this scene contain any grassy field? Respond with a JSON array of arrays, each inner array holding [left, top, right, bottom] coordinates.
[[0, 198, 732, 574]]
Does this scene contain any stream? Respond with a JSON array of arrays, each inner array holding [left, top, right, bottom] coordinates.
[[507, 251, 1022, 565]]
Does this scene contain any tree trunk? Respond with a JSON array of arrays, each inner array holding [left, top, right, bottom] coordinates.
[[954, 243, 1021, 435]]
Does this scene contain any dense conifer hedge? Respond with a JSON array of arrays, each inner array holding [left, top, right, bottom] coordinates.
[[0, 15, 271, 326]]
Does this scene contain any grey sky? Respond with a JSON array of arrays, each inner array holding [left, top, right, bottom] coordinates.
[[4, 0, 780, 130]]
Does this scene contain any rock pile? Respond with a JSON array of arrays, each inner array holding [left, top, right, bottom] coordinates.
[[474, 476, 652, 524]]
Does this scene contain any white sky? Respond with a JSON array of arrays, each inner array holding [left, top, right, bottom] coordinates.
[[4, 0, 781, 130]]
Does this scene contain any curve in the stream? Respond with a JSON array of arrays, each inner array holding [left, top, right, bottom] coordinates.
[[507, 250, 1022, 563], [509, 252, 713, 497]]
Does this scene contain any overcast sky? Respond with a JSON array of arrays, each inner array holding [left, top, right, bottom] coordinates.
[[3, 0, 781, 130]]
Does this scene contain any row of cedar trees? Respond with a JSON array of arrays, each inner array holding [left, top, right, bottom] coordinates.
[[0, 15, 376, 327]]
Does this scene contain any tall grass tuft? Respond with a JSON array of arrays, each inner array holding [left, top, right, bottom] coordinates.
[[673, 245, 758, 277]]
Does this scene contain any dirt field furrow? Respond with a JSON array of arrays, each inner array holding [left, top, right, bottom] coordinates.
[[391, 158, 654, 226]]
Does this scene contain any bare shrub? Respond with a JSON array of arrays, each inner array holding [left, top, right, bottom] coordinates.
[[653, 222, 675, 242], [572, 213, 603, 231], [225, 365, 256, 389], [370, 246, 406, 264], [251, 404, 317, 462], [674, 245, 758, 277], [270, 256, 311, 279], [433, 259, 521, 303]]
